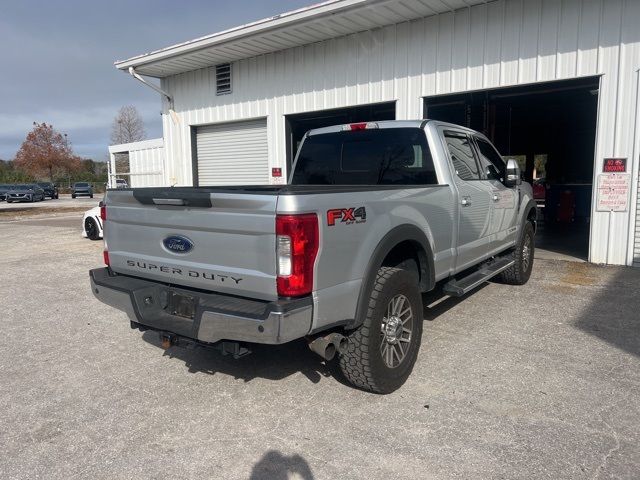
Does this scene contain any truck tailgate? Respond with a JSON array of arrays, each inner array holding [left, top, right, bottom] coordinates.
[[103, 188, 279, 301]]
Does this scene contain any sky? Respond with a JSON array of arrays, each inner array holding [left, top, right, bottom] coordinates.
[[0, 0, 311, 161]]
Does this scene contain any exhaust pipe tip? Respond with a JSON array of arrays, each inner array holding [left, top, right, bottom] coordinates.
[[337, 336, 349, 354], [308, 333, 348, 360], [327, 333, 349, 354], [308, 336, 336, 361], [324, 342, 336, 361]]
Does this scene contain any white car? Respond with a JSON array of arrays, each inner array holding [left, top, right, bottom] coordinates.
[[82, 205, 103, 240]]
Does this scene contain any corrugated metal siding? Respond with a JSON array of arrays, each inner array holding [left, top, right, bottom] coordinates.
[[160, 0, 640, 266], [109, 139, 166, 188], [128, 145, 165, 188], [195, 119, 269, 185], [635, 173, 640, 266]]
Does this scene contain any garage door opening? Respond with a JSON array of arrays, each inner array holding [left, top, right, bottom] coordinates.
[[285, 102, 396, 175], [424, 77, 599, 261]]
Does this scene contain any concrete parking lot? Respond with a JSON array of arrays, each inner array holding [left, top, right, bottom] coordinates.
[[0, 195, 103, 219], [1, 214, 639, 479]]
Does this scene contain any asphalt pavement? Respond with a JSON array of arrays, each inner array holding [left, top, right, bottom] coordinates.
[[0, 194, 102, 213], [0, 215, 638, 479]]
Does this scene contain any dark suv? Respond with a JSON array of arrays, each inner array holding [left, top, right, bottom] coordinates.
[[37, 182, 59, 199], [72, 182, 93, 199]]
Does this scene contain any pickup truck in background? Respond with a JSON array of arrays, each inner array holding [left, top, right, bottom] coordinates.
[[90, 120, 537, 393]]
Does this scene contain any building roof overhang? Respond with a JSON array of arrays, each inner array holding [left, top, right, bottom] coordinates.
[[115, 0, 488, 78]]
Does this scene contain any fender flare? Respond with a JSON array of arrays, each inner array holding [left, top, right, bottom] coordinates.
[[521, 199, 538, 233], [348, 224, 435, 329]]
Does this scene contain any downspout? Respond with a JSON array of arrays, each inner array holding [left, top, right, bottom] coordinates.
[[127, 66, 181, 186], [128, 67, 172, 107]]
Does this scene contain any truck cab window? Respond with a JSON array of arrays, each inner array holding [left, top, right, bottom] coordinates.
[[291, 128, 437, 185], [474, 136, 506, 181], [443, 131, 481, 181]]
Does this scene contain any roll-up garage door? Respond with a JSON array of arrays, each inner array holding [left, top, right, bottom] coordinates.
[[195, 119, 268, 185]]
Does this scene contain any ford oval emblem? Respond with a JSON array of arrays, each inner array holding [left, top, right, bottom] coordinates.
[[163, 235, 194, 254]]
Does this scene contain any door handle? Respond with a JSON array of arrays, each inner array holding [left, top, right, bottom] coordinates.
[[492, 194, 500, 202], [461, 196, 472, 207]]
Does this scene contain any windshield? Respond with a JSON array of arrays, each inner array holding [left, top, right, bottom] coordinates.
[[13, 185, 30, 190], [75, 183, 89, 187], [291, 128, 437, 186], [37, 183, 52, 187]]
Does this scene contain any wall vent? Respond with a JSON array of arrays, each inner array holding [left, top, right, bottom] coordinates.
[[215, 63, 232, 95]]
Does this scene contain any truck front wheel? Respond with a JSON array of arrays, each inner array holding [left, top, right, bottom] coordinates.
[[340, 267, 423, 394], [498, 221, 535, 285]]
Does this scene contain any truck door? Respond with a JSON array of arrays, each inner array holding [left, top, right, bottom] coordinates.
[[442, 130, 493, 271], [472, 135, 518, 255]]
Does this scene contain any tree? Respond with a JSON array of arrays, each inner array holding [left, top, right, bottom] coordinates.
[[14, 122, 81, 182], [110, 105, 146, 145], [0, 159, 34, 183]]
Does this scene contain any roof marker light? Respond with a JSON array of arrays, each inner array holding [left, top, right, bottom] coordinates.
[[342, 122, 379, 131]]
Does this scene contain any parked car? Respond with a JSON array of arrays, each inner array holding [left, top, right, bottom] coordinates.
[[37, 182, 59, 199], [6, 184, 46, 203], [82, 205, 103, 240], [115, 178, 128, 189], [72, 182, 93, 198], [90, 120, 537, 393], [0, 184, 11, 201]]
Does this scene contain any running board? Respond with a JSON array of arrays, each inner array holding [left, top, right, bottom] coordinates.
[[443, 257, 515, 297]]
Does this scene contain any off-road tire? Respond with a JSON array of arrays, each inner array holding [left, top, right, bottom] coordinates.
[[339, 267, 423, 394], [498, 221, 535, 285]]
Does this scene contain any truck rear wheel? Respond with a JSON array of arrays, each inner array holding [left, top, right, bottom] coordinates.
[[339, 267, 423, 394], [498, 221, 534, 285]]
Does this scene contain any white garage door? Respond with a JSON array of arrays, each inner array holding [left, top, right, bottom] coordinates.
[[195, 119, 269, 186]]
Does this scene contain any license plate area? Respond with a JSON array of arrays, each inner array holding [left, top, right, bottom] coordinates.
[[167, 291, 196, 319]]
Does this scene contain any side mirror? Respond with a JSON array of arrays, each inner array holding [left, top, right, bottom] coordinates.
[[504, 159, 522, 187]]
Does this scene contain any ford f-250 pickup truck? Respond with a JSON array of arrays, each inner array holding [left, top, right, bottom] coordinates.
[[90, 120, 537, 393]]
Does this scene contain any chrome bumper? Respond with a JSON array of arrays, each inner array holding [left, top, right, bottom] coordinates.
[[89, 268, 312, 345]]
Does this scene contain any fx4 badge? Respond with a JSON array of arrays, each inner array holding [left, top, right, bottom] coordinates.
[[327, 207, 367, 226]]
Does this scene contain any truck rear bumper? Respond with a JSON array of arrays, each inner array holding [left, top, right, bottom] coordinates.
[[90, 268, 312, 345]]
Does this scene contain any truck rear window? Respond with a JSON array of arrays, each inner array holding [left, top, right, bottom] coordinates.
[[291, 128, 437, 185]]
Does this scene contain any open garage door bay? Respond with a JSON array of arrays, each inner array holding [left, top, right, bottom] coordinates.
[[425, 77, 599, 262]]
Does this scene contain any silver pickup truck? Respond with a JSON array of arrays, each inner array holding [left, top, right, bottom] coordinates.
[[90, 120, 536, 393]]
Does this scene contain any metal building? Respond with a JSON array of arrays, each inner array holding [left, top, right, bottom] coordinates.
[[115, 0, 640, 267], [107, 138, 165, 188]]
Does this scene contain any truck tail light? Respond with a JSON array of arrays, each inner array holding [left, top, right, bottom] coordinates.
[[100, 204, 108, 266], [276, 214, 319, 297]]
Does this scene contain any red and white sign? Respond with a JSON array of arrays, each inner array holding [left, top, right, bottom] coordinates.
[[603, 158, 627, 173], [596, 173, 630, 212]]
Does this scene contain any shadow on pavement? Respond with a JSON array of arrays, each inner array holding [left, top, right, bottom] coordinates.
[[572, 263, 640, 358], [249, 451, 314, 480], [421, 283, 488, 321], [141, 331, 347, 385]]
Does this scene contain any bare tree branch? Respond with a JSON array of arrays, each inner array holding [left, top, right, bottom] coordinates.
[[110, 105, 147, 145]]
